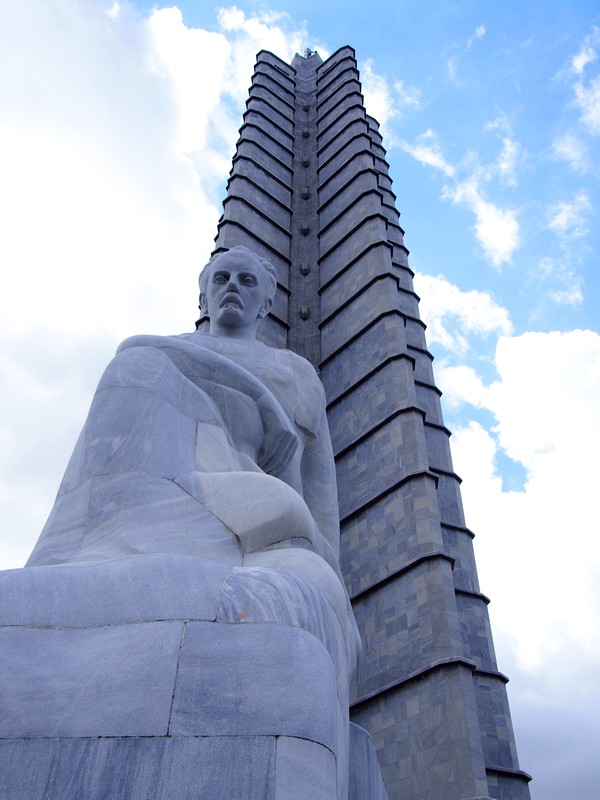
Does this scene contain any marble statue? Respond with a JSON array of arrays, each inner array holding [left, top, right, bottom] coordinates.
[[0, 246, 389, 800], [26, 246, 357, 648]]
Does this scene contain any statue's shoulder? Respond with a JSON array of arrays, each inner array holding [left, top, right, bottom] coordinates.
[[268, 346, 321, 382]]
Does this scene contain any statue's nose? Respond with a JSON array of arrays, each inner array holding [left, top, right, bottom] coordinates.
[[227, 279, 240, 292]]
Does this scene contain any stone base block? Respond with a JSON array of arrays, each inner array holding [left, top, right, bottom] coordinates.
[[0, 735, 337, 800]]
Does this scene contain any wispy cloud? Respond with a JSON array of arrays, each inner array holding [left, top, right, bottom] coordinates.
[[360, 59, 422, 136], [567, 26, 600, 136], [448, 23, 486, 81], [398, 129, 454, 176], [400, 130, 520, 267], [444, 178, 520, 267], [548, 190, 593, 238], [552, 131, 590, 173]]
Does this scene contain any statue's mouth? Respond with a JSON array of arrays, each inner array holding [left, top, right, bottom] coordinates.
[[220, 294, 243, 309]]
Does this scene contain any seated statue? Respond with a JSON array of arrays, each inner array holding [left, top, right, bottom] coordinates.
[[27, 244, 359, 666], [1, 246, 391, 800]]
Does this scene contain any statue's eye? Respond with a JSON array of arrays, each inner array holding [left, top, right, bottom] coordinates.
[[241, 276, 257, 286], [213, 274, 228, 283]]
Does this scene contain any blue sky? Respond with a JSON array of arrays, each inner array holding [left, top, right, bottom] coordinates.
[[1, 3, 599, 798]]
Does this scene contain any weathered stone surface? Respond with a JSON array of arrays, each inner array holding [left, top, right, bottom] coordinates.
[[349, 723, 389, 800], [0, 736, 277, 800], [169, 620, 343, 751], [275, 736, 338, 800], [0, 553, 229, 627], [0, 621, 182, 737]]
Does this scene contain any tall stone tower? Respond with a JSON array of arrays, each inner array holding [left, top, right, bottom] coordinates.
[[205, 46, 532, 800]]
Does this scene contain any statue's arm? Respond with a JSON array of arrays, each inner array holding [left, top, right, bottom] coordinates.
[[117, 335, 300, 478]]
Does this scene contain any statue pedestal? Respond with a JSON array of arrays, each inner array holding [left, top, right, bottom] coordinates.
[[0, 554, 386, 799]]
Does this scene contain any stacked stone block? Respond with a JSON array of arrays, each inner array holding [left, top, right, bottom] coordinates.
[[207, 45, 530, 800]]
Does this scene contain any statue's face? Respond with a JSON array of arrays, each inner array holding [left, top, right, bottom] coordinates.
[[202, 250, 272, 337]]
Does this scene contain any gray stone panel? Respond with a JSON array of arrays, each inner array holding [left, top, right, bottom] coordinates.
[[415, 381, 445, 426], [0, 739, 59, 800], [435, 471, 467, 528], [327, 359, 419, 454], [319, 169, 381, 230], [318, 150, 376, 202], [318, 117, 369, 164], [320, 278, 407, 360], [348, 723, 389, 800], [253, 69, 296, 105], [320, 315, 410, 401], [351, 665, 492, 800], [241, 112, 295, 154], [318, 92, 365, 136], [256, 48, 296, 77], [404, 314, 429, 351], [0, 621, 182, 737], [275, 737, 337, 800], [351, 558, 463, 696], [249, 83, 295, 122], [335, 413, 434, 520], [340, 478, 446, 598], [456, 592, 498, 670], [169, 621, 342, 753], [318, 77, 362, 119], [320, 191, 384, 248], [221, 197, 291, 255], [442, 525, 481, 592], [0, 736, 277, 800], [227, 172, 292, 217], [0, 553, 228, 627], [246, 96, 294, 135], [475, 674, 522, 769], [317, 64, 360, 106], [318, 132, 373, 185], [424, 421, 455, 471]]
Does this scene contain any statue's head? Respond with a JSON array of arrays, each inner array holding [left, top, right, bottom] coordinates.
[[198, 246, 277, 340]]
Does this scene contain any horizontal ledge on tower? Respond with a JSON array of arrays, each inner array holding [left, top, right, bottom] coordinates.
[[429, 466, 463, 484], [325, 353, 416, 410], [350, 550, 455, 603], [485, 765, 533, 783], [455, 587, 491, 605], [441, 521, 475, 538], [333, 405, 426, 459], [339, 469, 439, 524], [350, 655, 479, 709]]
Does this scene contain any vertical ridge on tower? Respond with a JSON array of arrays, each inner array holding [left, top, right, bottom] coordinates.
[[208, 45, 531, 800]]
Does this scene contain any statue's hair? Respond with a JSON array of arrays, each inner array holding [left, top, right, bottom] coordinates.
[[199, 246, 277, 303]]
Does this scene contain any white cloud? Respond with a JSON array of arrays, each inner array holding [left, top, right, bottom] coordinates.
[[393, 79, 422, 109], [548, 190, 593, 238], [400, 126, 521, 267], [414, 272, 513, 356], [0, 2, 317, 569], [448, 24, 486, 81], [359, 60, 422, 138], [495, 137, 519, 186], [467, 24, 486, 50], [571, 25, 600, 75], [360, 58, 399, 130], [567, 26, 600, 135], [449, 330, 600, 675], [552, 131, 590, 172], [399, 129, 454, 176], [527, 257, 584, 311], [444, 178, 520, 267]]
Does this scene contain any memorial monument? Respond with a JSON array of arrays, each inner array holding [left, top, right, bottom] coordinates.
[[0, 46, 531, 800]]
